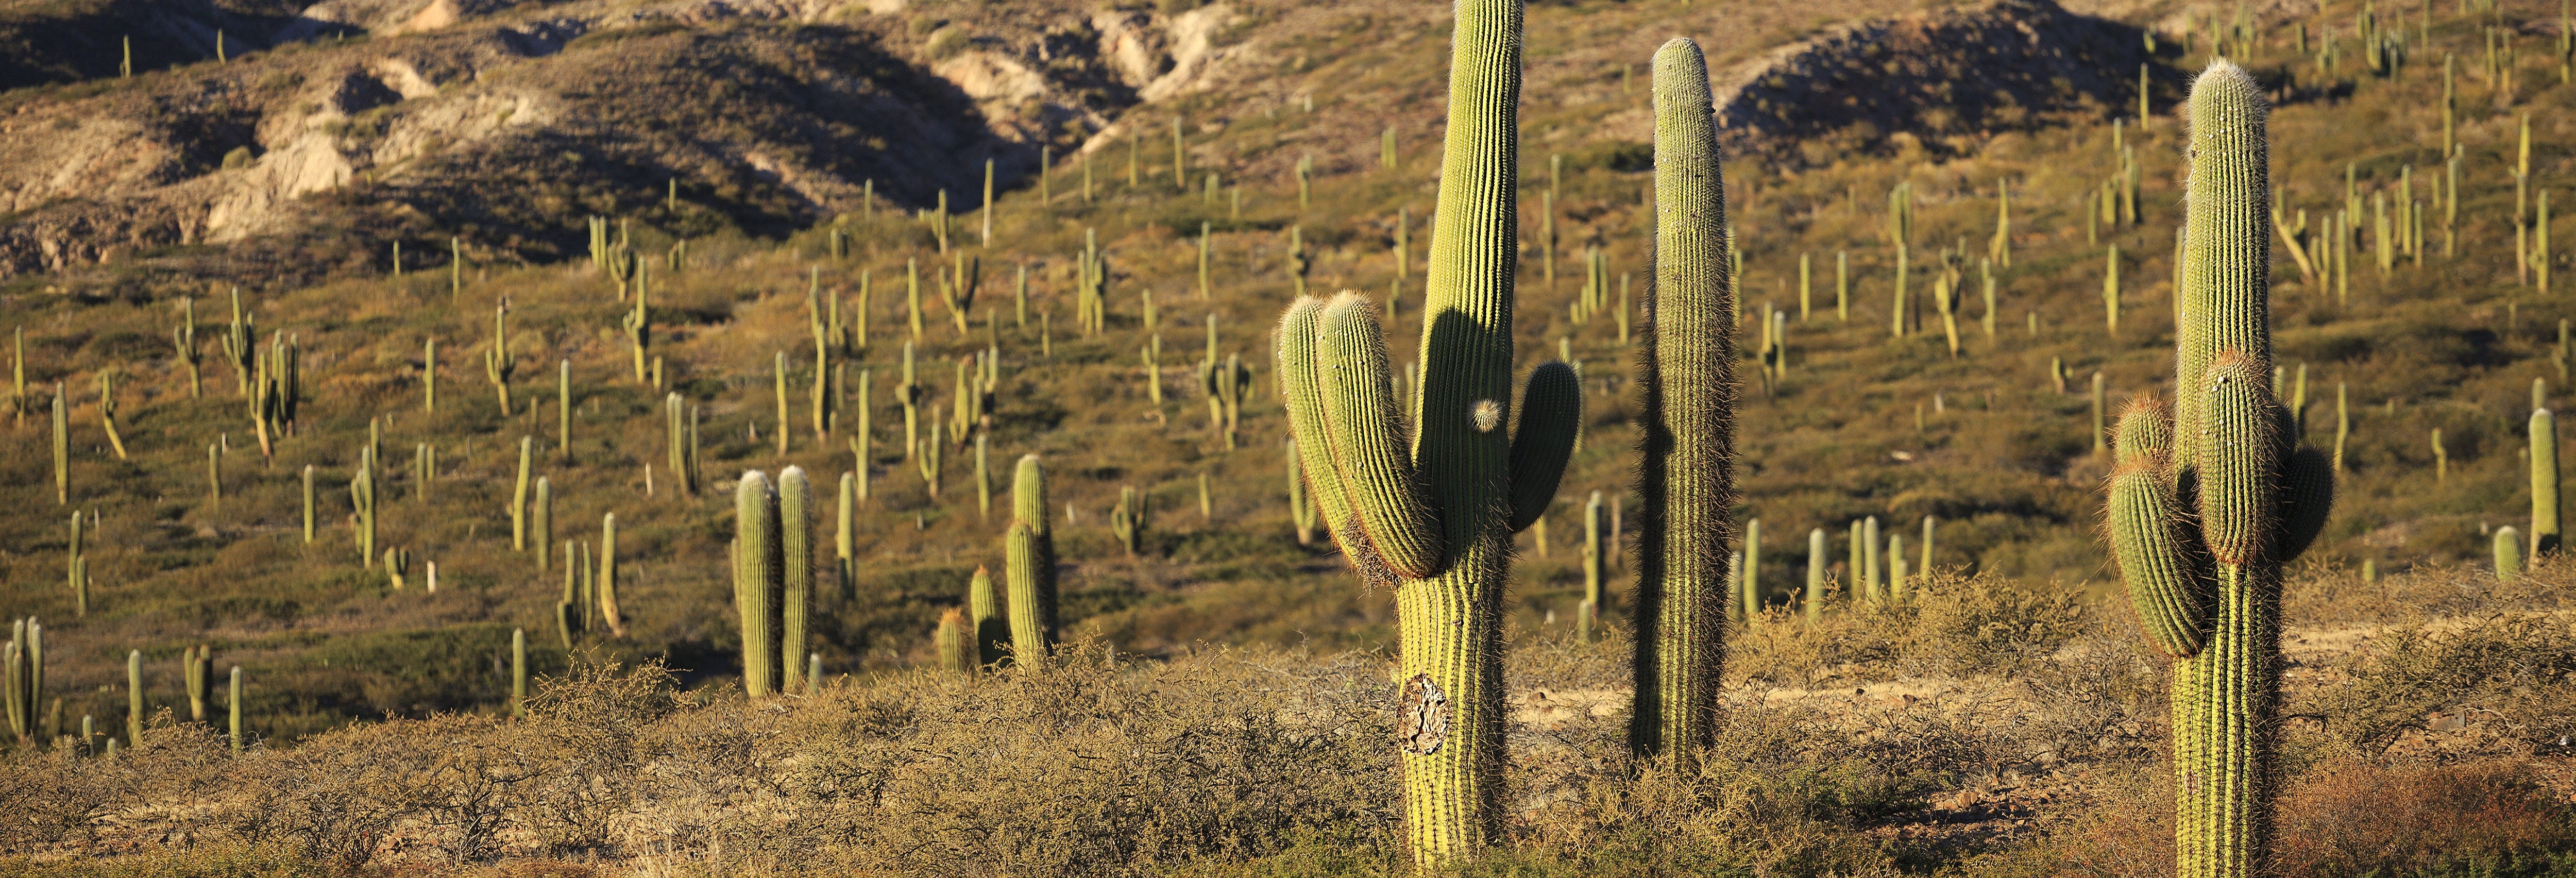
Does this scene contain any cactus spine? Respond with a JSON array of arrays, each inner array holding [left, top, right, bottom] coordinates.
[[1006, 455, 1057, 661], [778, 467, 814, 694], [1274, 0, 1579, 855], [2535, 408, 2561, 555], [2103, 63, 2333, 878], [1631, 37, 1735, 767], [734, 472, 782, 697]]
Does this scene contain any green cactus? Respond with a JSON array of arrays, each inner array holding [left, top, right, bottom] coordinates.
[[484, 302, 515, 414], [975, 435, 992, 519], [1806, 528, 1826, 621], [2536, 409, 2561, 555], [936, 609, 974, 675], [67, 512, 86, 616], [664, 394, 693, 495], [1273, 3, 1577, 857], [511, 628, 527, 719], [6, 618, 42, 740], [1286, 438, 1318, 546], [1581, 492, 1606, 644], [125, 646, 142, 741], [837, 472, 856, 600], [778, 467, 814, 694], [735, 471, 782, 697], [1111, 486, 1146, 555], [918, 424, 944, 496], [228, 664, 242, 747], [513, 436, 533, 549], [773, 352, 790, 456], [423, 337, 436, 413], [2497, 526, 2523, 581], [221, 289, 255, 397], [52, 382, 65, 505], [174, 298, 201, 399], [601, 513, 625, 637], [351, 448, 378, 568], [2103, 63, 2333, 878], [532, 477, 551, 572], [207, 443, 222, 505], [624, 289, 650, 383], [1887, 532, 1908, 601], [2433, 428, 2448, 481], [1006, 455, 1057, 661], [969, 564, 1007, 668]]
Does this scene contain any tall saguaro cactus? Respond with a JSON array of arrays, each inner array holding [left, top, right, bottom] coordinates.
[[1006, 454, 1057, 660], [2103, 62, 2333, 878], [734, 471, 782, 697], [1273, 0, 1578, 854], [1632, 37, 1737, 767]]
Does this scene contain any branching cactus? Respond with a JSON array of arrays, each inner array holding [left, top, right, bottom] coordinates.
[[1631, 37, 1738, 767], [2103, 62, 2333, 878], [1273, 0, 1575, 851]]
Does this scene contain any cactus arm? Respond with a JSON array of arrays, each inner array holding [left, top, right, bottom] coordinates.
[[2113, 396, 2177, 464], [2108, 459, 2209, 657], [1503, 361, 1581, 533], [1275, 298, 1369, 553], [1314, 293, 1447, 579], [1632, 36, 1736, 764], [2173, 64, 2273, 467], [2197, 353, 2280, 566]]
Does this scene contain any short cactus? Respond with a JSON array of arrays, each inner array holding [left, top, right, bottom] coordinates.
[[936, 609, 974, 675], [2102, 63, 2333, 878], [2497, 526, 2523, 581]]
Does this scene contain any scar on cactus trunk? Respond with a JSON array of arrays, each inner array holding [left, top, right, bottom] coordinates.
[[2103, 61, 2332, 878]]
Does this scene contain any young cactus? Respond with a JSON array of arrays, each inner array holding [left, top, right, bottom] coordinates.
[[935, 609, 975, 675], [2102, 63, 2333, 878], [1273, 0, 1577, 856], [1632, 37, 1737, 767]]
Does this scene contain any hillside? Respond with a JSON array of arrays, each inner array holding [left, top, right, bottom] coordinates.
[[2, 0, 2575, 871]]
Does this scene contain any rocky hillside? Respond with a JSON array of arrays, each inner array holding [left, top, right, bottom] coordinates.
[[0, 0, 2163, 291]]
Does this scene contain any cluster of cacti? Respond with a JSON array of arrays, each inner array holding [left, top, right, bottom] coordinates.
[[5, 618, 43, 740], [2104, 64, 2333, 878], [172, 298, 202, 399], [1074, 230, 1109, 335], [1110, 485, 1147, 555]]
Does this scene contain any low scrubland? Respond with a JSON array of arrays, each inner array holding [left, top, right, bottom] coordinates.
[[6, 563, 2569, 876]]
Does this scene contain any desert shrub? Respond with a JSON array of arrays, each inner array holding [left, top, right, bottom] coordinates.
[[925, 27, 969, 61], [2295, 614, 2576, 757], [2273, 758, 2576, 876]]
